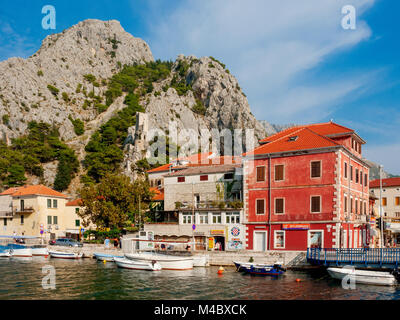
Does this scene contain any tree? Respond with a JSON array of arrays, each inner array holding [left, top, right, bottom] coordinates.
[[78, 173, 154, 230], [6, 164, 27, 187]]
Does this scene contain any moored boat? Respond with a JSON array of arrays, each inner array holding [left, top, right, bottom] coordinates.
[[234, 261, 286, 276], [94, 252, 124, 262], [49, 251, 83, 259], [31, 246, 49, 257], [327, 267, 398, 286], [0, 250, 11, 258], [5, 244, 33, 257], [125, 252, 194, 270], [114, 257, 162, 271], [193, 255, 209, 267]]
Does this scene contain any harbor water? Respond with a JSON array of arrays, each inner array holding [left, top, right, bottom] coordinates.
[[1, 257, 400, 300]]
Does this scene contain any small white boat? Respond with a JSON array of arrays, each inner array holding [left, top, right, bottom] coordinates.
[[327, 267, 398, 286], [125, 252, 194, 270], [10, 248, 33, 257], [94, 253, 124, 262], [0, 251, 11, 258], [49, 251, 83, 259], [193, 255, 209, 267], [31, 246, 49, 257], [114, 257, 162, 271]]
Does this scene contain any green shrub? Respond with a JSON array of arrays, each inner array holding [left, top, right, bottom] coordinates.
[[37, 70, 44, 77], [95, 104, 108, 114], [47, 85, 59, 96], [69, 116, 85, 136], [62, 92, 69, 102], [2, 114, 9, 125], [192, 99, 206, 116]]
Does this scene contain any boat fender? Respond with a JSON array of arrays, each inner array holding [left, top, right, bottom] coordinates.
[[217, 266, 224, 275]]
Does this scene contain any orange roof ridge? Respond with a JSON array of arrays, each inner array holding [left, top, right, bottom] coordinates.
[[302, 127, 341, 147], [1, 185, 68, 198]]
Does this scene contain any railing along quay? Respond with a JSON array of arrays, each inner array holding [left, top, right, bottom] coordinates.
[[307, 248, 400, 269]]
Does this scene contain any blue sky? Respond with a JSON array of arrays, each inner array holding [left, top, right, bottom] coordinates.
[[0, 0, 399, 174]]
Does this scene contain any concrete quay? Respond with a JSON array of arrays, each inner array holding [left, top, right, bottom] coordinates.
[[47, 244, 311, 268]]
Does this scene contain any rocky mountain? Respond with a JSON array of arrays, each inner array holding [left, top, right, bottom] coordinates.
[[363, 159, 398, 181], [0, 19, 268, 194]]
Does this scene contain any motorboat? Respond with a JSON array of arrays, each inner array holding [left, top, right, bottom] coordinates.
[[114, 257, 162, 271], [5, 244, 33, 257], [125, 252, 194, 270], [30, 245, 49, 257], [49, 251, 83, 259], [0, 250, 11, 258], [327, 267, 398, 286], [234, 261, 286, 276], [193, 255, 209, 267], [94, 252, 124, 262]]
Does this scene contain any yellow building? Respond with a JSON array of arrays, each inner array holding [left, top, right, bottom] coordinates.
[[0, 185, 85, 241]]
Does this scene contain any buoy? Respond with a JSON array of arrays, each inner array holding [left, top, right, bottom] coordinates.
[[217, 266, 224, 275], [296, 278, 301, 282], [103, 260, 107, 264]]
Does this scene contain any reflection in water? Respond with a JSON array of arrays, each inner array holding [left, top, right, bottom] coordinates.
[[0, 259, 400, 300]]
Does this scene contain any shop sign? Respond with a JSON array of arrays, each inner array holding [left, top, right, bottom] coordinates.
[[282, 224, 310, 230], [210, 230, 225, 235], [208, 237, 214, 249]]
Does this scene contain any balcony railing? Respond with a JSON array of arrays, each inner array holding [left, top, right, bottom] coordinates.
[[14, 207, 35, 214], [175, 200, 243, 211]]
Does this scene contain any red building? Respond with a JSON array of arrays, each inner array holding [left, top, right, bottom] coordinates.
[[243, 121, 370, 251]]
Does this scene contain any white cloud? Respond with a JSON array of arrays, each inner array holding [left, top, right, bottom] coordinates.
[[143, 0, 376, 122], [0, 21, 35, 60]]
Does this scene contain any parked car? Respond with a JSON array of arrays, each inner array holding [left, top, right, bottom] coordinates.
[[49, 239, 56, 245], [53, 238, 83, 247]]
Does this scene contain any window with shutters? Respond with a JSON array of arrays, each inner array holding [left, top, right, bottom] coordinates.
[[274, 165, 284, 181], [275, 198, 284, 214], [351, 198, 354, 213], [311, 196, 321, 213], [350, 165, 353, 181], [344, 195, 348, 213], [382, 197, 387, 206], [344, 162, 348, 179], [364, 174, 368, 186], [200, 175, 208, 181], [256, 166, 266, 182], [311, 161, 321, 178], [177, 177, 185, 183], [395, 197, 400, 206], [355, 169, 359, 183], [256, 199, 265, 215]]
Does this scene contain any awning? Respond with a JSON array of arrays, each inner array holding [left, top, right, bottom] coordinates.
[[65, 229, 80, 235]]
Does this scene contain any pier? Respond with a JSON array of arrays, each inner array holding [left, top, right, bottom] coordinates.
[[307, 248, 400, 269]]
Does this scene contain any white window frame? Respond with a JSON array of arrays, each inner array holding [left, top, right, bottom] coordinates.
[[310, 160, 322, 179], [274, 197, 285, 215], [310, 195, 322, 214], [182, 214, 192, 224], [212, 213, 222, 224], [274, 230, 286, 249], [274, 164, 285, 182], [307, 230, 324, 248], [226, 212, 240, 224], [199, 213, 208, 224], [255, 198, 266, 215]]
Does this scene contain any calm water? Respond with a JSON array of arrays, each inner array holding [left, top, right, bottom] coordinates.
[[1, 257, 400, 300]]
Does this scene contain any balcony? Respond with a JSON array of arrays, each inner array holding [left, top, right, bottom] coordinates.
[[14, 207, 35, 214], [0, 211, 14, 218], [175, 200, 243, 211]]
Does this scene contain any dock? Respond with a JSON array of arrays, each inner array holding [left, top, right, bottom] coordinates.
[[307, 248, 400, 269]]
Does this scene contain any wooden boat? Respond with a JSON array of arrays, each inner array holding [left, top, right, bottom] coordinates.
[[125, 252, 194, 270], [327, 267, 398, 286], [94, 252, 124, 262], [31, 246, 49, 257], [114, 257, 162, 271], [234, 261, 286, 276], [49, 251, 83, 259]]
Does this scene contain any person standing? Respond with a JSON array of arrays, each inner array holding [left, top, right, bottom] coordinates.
[[104, 237, 110, 249]]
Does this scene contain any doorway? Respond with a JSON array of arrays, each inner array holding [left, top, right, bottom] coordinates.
[[253, 231, 267, 252], [214, 236, 225, 251]]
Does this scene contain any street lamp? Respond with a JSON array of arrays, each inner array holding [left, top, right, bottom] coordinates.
[[379, 165, 384, 248]]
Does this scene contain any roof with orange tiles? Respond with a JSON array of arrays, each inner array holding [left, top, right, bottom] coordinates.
[[259, 122, 357, 144], [150, 187, 164, 201], [147, 153, 241, 173], [370, 177, 400, 189], [147, 152, 213, 173], [0, 185, 68, 198], [243, 127, 341, 157], [66, 199, 83, 206]]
